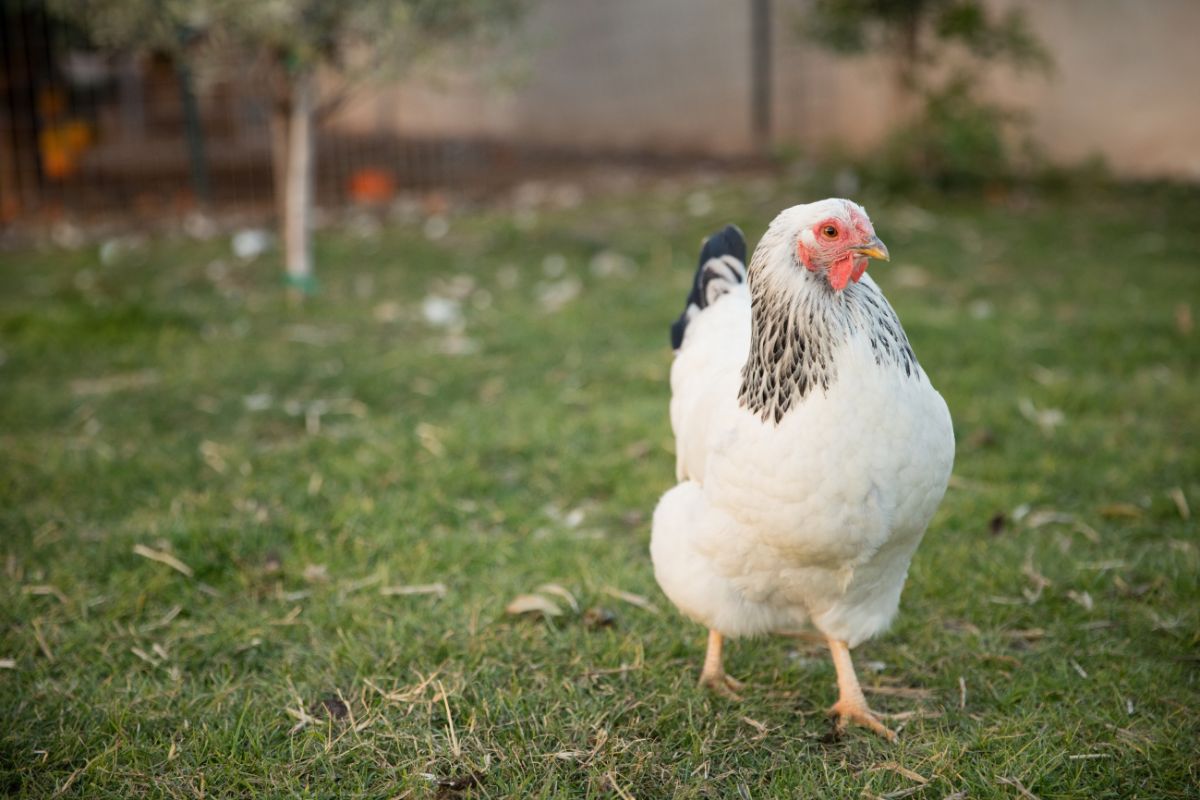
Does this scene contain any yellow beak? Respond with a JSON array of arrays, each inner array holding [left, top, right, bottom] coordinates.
[[852, 236, 890, 262]]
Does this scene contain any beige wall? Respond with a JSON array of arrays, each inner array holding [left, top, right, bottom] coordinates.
[[329, 0, 1200, 179]]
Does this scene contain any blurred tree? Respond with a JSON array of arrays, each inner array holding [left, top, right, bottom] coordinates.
[[48, 0, 528, 298], [804, 0, 1050, 93], [802, 0, 1052, 188]]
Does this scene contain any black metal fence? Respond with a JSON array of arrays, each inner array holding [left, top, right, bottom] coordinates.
[[1, 0, 774, 228]]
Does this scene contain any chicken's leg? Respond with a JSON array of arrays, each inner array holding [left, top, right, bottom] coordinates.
[[826, 638, 896, 741], [698, 629, 744, 699]]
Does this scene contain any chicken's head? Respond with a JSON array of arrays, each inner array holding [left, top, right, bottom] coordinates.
[[788, 199, 889, 292]]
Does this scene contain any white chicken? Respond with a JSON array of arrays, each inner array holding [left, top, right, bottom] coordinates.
[[651, 200, 954, 739]]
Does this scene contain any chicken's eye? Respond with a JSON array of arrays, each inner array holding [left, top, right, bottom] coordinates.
[[821, 225, 838, 240]]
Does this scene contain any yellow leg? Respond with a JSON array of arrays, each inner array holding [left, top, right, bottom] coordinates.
[[826, 638, 896, 741], [697, 629, 744, 699]]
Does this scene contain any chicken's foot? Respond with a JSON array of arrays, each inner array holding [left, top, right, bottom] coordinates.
[[826, 638, 896, 741], [698, 629, 744, 699]]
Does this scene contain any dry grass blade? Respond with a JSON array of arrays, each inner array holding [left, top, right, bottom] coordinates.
[[53, 740, 120, 797], [739, 716, 769, 740], [70, 369, 159, 396], [1167, 487, 1190, 520], [871, 761, 929, 784], [505, 593, 563, 617], [537, 583, 579, 612], [602, 587, 660, 615], [998, 776, 1042, 800], [23, 584, 69, 604], [380, 582, 447, 597], [862, 685, 933, 699], [0, 658, 15, 669], [604, 772, 636, 800], [1098, 503, 1142, 519], [364, 671, 441, 705], [132, 544, 194, 578], [31, 619, 54, 662], [959, 676, 967, 709], [437, 680, 460, 758]]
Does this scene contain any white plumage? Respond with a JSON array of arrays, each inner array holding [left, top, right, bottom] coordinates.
[[651, 200, 954, 739]]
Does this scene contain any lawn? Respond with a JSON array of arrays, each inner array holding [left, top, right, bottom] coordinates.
[[1, 175, 1198, 799]]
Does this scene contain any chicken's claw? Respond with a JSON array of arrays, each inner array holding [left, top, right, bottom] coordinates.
[[699, 670, 744, 700], [826, 698, 897, 741]]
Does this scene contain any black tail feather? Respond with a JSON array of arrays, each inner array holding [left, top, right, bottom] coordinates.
[[670, 224, 747, 350]]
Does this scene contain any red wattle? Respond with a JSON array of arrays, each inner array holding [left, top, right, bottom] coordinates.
[[829, 255, 855, 291], [851, 255, 868, 283]]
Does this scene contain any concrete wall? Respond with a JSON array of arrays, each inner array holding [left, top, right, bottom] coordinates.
[[329, 0, 1200, 179]]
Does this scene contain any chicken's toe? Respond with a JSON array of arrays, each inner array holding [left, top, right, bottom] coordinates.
[[699, 670, 744, 700], [827, 699, 897, 742]]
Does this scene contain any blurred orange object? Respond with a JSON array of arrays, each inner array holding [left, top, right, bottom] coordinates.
[[348, 168, 396, 205]]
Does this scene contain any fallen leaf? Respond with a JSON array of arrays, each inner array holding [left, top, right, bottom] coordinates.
[[310, 695, 349, 720], [1099, 503, 1143, 519], [583, 607, 617, 628], [1175, 303, 1193, 335], [505, 594, 563, 617]]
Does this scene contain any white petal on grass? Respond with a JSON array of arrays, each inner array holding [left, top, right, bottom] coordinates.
[[1017, 397, 1065, 434], [231, 229, 273, 260], [536, 278, 582, 313], [541, 253, 568, 278], [421, 296, 463, 329], [968, 300, 994, 320], [589, 251, 637, 279], [242, 393, 273, 411], [423, 215, 450, 240], [686, 190, 714, 217]]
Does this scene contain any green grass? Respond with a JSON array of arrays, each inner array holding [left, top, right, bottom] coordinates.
[[1, 177, 1198, 799]]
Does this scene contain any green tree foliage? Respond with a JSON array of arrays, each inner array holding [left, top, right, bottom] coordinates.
[[49, 0, 528, 295], [803, 0, 1052, 188]]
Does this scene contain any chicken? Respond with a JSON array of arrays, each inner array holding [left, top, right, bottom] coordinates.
[[651, 200, 955, 740]]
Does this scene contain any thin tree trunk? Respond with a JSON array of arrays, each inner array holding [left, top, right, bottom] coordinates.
[[269, 103, 289, 233], [268, 56, 290, 235], [283, 69, 315, 298]]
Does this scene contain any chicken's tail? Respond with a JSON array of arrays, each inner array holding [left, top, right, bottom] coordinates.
[[669, 224, 748, 350]]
